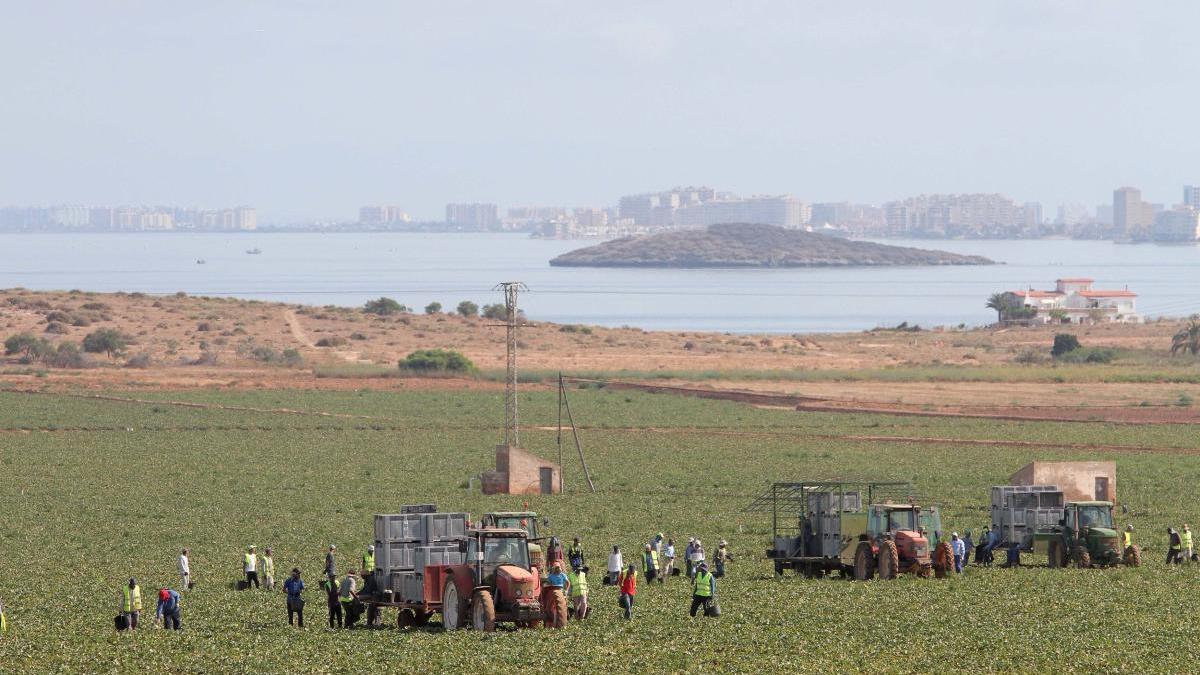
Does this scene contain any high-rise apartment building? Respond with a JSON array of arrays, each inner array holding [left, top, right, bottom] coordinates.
[[617, 187, 716, 226], [882, 194, 1032, 235], [445, 203, 499, 229], [1184, 185, 1200, 210], [1055, 203, 1090, 226], [359, 205, 411, 224], [1113, 187, 1154, 236], [673, 195, 808, 228]]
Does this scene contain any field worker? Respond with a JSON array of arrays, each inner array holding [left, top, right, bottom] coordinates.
[[155, 588, 182, 630], [651, 533, 664, 562], [339, 571, 359, 628], [120, 578, 142, 630], [568, 537, 585, 570], [262, 547, 275, 590], [1167, 527, 1183, 565], [362, 545, 375, 578], [607, 545, 623, 585], [567, 563, 589, 620], [322, 574, 342, 628], [1124, 524, 1134, 549], [951, 533, 965, 573], [715, 540, 732, 578], [1, 596, 8, 634], [963, 529, 976, 566], [618, 563, 637, 620], [692, 539, 705, 575], [178, 548, 190, 591], [663, 538, 676, 578], [325, 545, 337, 578], [284, 568, 305, 627], [684, 538, 696, 578], [643, 544, 659, 583], [690, 561, 717, 618], [1184, 525, 1194, 561], [244, 545, 260, 589], [546, 562, 571, 597]]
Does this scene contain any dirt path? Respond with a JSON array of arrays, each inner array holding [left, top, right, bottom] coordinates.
[[283, 309, 364, 363]]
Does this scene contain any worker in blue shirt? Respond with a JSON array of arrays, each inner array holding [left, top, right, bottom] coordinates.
[[284, 568, 305, 627], [155, 588, 182, 630], [951, 532, 966, 573], [545, 562, 571, 596]]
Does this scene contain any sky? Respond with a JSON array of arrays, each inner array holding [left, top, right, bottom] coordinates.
[[2, 1, 1198, 222]]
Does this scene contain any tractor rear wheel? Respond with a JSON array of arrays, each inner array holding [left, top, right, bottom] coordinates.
[[1073, 545, 1091, 569], [1047, 540, 1063, 569], [471, 590, 496, 632], [544, 588, 568, 628], [933, 541, 954, 578], [1124, 544, 1142, 567], [441, 582, 467, 630], [877, 540, 899, 580], [853, 542, 875, 581]]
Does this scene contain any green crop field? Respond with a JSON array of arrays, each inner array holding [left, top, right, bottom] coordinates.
[[1, 387, 1198, 672]]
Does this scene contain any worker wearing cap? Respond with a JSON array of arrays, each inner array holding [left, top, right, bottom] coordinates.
[[690, 562, 717, 617], [567, 563, 589, 620], [155, 588, 182, 630], [567, 537, 584, 570], [546, 562, 571, 597], [684, 538, 696, 578], [362, 545, 375, 577], [663, 538, 676, 579], [120, 578, 142, 630], [715, 540, 732, 578], [951, 533, 965, 573], [1124, 524, 1134, 549], [263, 547, 276, 591], [339, 571, 359, 628], [324, 545, 337, 578], [244, 546, 260, 589]]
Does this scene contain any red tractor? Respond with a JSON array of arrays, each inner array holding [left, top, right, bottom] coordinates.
[[405, 528, 568, 631]]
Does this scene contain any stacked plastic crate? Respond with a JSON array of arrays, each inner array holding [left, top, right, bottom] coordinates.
[[374, 507, 469, 603], [990, 485, 1064, 550]]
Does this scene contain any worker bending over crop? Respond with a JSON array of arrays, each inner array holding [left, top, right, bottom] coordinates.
[[155, 588, 182, 630]]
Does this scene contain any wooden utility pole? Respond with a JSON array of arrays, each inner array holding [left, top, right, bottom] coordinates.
[[558, 373, 595, 493]]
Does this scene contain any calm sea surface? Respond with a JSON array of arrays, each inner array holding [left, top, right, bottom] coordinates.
[[0, 232, 1197, 333]]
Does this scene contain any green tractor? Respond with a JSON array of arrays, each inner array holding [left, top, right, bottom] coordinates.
[[1039, 501, 1141, 569]]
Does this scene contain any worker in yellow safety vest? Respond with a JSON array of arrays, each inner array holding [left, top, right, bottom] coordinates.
[[362, 545, 375, 576], [567, 564, 589, 620], [120, 578, 143, 629], [1, 596, 8, 633], [1124, 524, 1134, 549], [689, 562, 716, 618]]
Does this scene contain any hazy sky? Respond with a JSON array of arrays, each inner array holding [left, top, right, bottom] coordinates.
[[3, 1, 1198, 222]]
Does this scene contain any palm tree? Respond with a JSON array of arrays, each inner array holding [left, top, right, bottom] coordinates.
[[1171, 318, 1200, 355], [986, 292, 1016, 324]]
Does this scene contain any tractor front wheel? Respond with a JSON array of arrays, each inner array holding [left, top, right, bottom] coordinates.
[[1124, 544, 1142, 567], [472, 590, 496, 632], [933, 541, 954, 578], [853, 542, 875, 581], [877, 540, 899, 580], [398, 608, 416, 630]]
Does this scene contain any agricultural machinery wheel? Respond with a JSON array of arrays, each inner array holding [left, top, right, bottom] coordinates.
[[397, 609, 416, 630], [877, 540, 899, 580], [774, 561, 785, 577], [1124, 544, 1142, 567], [544, 588, 568, 628], [933, 541, 954, 578], [441, 583, 467, 630], [416, 611, 432, 627], [1073, 545, 1091, 569], [471, 590, 496, 632], [1047, 540, 1063, 569], [853, 542, 875, 581]]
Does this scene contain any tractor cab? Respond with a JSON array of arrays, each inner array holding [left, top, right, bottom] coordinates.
[[463, 528, 541, 611], [1062, 501, 1121, 564], [482, 512, 550, 571], [869, 504, 931, 566]]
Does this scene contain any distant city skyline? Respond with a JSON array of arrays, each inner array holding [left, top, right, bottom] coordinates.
[[3, 2, 1200, 222]]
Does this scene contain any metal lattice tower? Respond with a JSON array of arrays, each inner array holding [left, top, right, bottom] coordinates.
[[495, 281, 527, 446]]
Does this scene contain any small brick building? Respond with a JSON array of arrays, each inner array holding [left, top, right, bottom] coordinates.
[[1010, 461, 1116, 502], [482, 445, 562, 495]]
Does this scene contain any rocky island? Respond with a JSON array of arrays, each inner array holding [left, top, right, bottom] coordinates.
[[549, 223, 995, 268]]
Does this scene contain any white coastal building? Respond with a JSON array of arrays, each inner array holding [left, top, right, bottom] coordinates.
[[1011, 278, 1140, 324]]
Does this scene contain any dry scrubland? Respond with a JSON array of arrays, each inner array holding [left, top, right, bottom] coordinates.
[[1, 388, 1199, 671]]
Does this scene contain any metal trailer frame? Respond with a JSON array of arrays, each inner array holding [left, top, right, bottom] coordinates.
[[745, 481, 918, 577]]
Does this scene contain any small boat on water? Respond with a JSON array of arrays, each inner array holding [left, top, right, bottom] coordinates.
[[246, 248, 262, 255]]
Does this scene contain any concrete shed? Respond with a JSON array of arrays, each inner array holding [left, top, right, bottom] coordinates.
[[1010, 461, 1116, 502], [482, 445, 561, 496]]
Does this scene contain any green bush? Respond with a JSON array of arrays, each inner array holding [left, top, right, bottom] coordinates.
[[1051, 333, 1081, 357], [424, 302, 442, 314], [315, 336, 348, 348], [5, 332, 44, 358], [363, 297, 407, 315], [456, 301, 479, 317], [1056, 347, 1116, 364], [398, 349, 477, 373], [82, 328, 129, 358]]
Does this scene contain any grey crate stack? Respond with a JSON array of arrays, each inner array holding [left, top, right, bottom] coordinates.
[[990, 485, 1065, 550], [374, 508, 469, 604]]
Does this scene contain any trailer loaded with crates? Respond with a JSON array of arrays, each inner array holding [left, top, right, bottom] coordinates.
[[990, 484, 1065, 553], [362, 504, 568, 631]]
